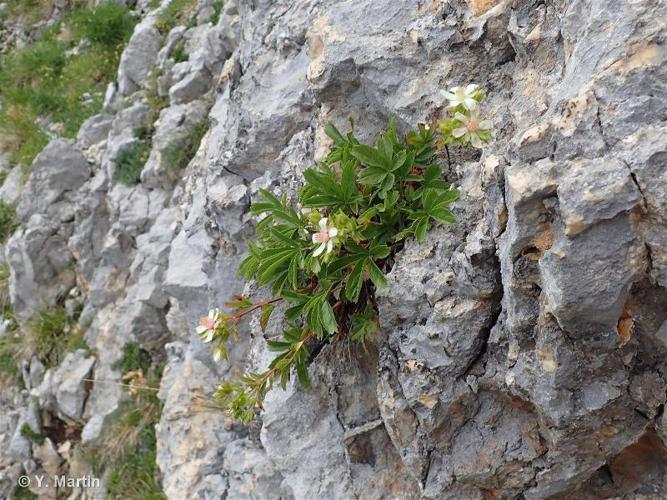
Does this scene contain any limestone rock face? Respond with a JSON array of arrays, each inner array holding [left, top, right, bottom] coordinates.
[[2, 0, 667, 499]]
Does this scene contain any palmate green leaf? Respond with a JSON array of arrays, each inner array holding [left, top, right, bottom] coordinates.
[[406, 123, 437, 167], [251, 189, 304, 231], [367, 259, 387, 289], [324, 122, 347, 145], [259, 303, 275, 333], [320, 300, 337, 335], [214, 107, 485, 421], [403, 188, 459, 241], [295, 353, 310, 387], [301, 161, 362, 212], [351, 144, 386, 168], [349, 305, 380, 344], [345, 259, 364, 302]]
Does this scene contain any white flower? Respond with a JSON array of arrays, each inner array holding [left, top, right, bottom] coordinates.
[[196, 309, 220, 343], [441, 84, 480, 111], [311, 217, 338, 257], [452, 110, 492, 148]]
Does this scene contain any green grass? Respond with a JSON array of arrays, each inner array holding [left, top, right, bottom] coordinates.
[[114, 342, 153, 374], [83, 349, 165, 499], [0, 329, 23, 387], [155, 0, 198, 34], [0, 2, 137, 168], [113, 141, 150, 186], [2, 0, 56, 26], [210, 0, 224, 24], [162, 119, 209, 172], [11, 475, 37, 499], [69, 2, 136, 50], [0, 263, 21, 387], [21, 423, 46, 445], [0, 202, 18, 242], [29, 305, 87, 368], [171, 40, 189, 63]]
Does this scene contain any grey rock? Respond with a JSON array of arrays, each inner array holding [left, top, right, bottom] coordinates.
[[16, 139, 91, 221], [0, 166, 23, 205], [76, 114, 113, 149], [6, 215, 76, 320], [117, 16, 162, 96], [3, 0, 667, 498], [54, 350, 96, 421]]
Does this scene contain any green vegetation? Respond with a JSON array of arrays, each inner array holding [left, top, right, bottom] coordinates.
[[28, 305, 87, 368], [155, 0, 198, 34], [69, 2, 137, 50], [162, 119, 209, 172], [199, 86, 493, 422], [0, 2, 137, 167], [21, 423, 47, 445], [0, 328, 23, 387], [171, 39, 189, 63], [210, 1, 224, 25], [113, 140, 150, 186], [10, 475, 37, 500], [0, 263, 22, 387], [84, 344, 165, 499], [114, 342, 153, 374], [1, 0, 59, 26], [0, 202, 18, 242]]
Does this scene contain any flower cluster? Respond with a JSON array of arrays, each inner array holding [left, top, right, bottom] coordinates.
[[197, 85, 493, 422], [439, 84, 493, 148]]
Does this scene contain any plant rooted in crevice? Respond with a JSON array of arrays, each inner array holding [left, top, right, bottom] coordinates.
[[198, 86, 493, 422]]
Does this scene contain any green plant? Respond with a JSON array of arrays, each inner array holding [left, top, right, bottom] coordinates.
[[2, 0, 55, 26], [171, 39, 189, 63], [86, 346, 165, 499], [10, 472, 37, 499], [162, 119, 208, 171], [155, 0, 198, 35], [0, 2, 137, 167], [0, 263, 21, 387], [28, 305, 86, 368], [70, 1, 136, 50], [21, 423, 46, 445], [114, 342, 153, 374], [113, 141, 150, 185], [210, 0, 224, 24], [197, 85, 492, 422], [0, 329, 23, 387], [0, 202, 18, 242]]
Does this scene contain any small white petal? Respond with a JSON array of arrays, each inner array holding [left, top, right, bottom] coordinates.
[[463, 97, 478, 110], [452, 127, 468, 138], [213, 350, 222, 362], [441, 91, 456, 101], [328, 227, 338, 237], [313, 242, 326, 256], [319, 217, 328, 229], [465, 83, 479, 94], [470, 134, 483, 148], [196, 325, 207, 335], [204, 330, 215, 343], [326, 240, 334, 253], [208, 309, 216, 319], [454, 112, 468, 122], [479, 120, 493, 130], [312, 233, 319, 243]]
